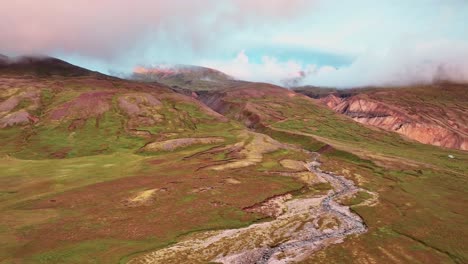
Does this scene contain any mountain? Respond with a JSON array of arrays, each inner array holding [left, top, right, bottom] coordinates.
[[297, 84, 468, 150], [131, 64, 244, 91], [0, 55, 100, 77], [0, 57, 229, 158], [190, 81, 468, 263], [0, 57, 467, 264], [0, 57, 310, 262]]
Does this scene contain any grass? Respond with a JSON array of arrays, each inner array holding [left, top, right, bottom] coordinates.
[[215, 92, 467, 263], [30, 240, 112, 264], [0, 91, 307, 263], [301, 148, 468, 263], [258, 149, 308, 172], [1, 78, 467, 263], [13, 111, 145, 159], [259, 126, 325, 151], [265, 98, 467, 174], [0, 142, 306, 263], [0, 153, 146, 208], [341, 191, 373, 206]]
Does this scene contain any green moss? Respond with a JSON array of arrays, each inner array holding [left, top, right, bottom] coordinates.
[[341, 191, 372, 206], [180, 194, 197, 203], [312, 182, 332, 191], [0, 127, 26, 155], [28, 240, 144, 264], [13, 110, 145, 159], [40, 89, 54, 105], [260, 127, 325, 151]]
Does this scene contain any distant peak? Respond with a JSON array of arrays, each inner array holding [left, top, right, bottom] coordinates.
[[0, 55, 99, 77], [133, 64, 232, 79], [130, 64, 239, 91]]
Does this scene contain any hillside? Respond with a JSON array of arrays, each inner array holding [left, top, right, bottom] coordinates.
[[296, 84, 468, 150], [0, 55, 100, 77], [0, 58, 467, 264], [189, 82, 468, 263], [0, 57, 311, 263], [131, 64, 245, 91]]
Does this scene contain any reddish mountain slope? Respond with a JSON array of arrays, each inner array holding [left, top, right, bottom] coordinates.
[[319, 84, 468, 150], [0, 57, 227, 159], [131, 64, 244, 91]]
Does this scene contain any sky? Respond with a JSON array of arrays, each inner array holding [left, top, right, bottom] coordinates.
[[2, 0, 468, 88]]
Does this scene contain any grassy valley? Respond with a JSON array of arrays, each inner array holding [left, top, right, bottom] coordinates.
[[0, 58, 466, 263]]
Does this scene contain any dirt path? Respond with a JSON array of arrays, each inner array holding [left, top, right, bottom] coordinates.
[[128, 153, 376, 264]]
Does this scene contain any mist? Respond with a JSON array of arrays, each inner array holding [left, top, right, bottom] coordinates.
[[1, 0, 467, 88]]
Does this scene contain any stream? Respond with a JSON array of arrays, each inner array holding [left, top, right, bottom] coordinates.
[[254, 152, 368, 264], [129, 152, 375, 264]]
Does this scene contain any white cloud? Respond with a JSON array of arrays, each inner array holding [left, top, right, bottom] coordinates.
[[234, 50, 249, 64], [201, 39, 468, 88], [201, 50, 308, 85], [3, 0, 467, 88], [0, 0, 315, 59], [302, 39, 468, 87]]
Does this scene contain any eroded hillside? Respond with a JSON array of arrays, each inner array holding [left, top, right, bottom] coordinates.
[[0, 58, 467, 264], [314, 84, 468, 150]]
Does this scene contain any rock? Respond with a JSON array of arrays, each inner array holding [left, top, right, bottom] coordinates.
[[320, 90, 468, 151]]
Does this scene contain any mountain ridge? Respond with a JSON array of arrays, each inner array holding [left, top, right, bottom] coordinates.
[[0, 55, 467, 263], [0, 55, 105, 77], [296, 84, 468, 150]]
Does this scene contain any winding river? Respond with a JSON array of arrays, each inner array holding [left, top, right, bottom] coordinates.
[[129, 153, 375, 264]]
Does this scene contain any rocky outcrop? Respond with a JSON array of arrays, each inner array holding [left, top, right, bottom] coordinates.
[[0, 88, 41, 128], [321, 94, 468, 150]]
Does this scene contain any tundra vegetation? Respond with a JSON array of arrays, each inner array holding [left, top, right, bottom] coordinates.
[[0, 59, 466, 263]]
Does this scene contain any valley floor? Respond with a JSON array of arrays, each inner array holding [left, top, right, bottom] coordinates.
[[129, 152, 377, 264], [0, 75, 466, 264]]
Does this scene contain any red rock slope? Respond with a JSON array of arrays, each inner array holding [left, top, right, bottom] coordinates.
[[320, 84, 468, 150]]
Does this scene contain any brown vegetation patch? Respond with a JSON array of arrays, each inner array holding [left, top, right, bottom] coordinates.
[[244, 193, 292, 218], [118, 93, 161, 116], [280, 159, 306, 171], [317, 144, 334, 154], [142, 137, 224, 152], [147, 159, 165, 165], [15, 157, 300, 259], [49, 147, 72, 159], [159, 92, 227, 121], [191, 186, 214, 193], [118, 93, 164, 129], [49, 91, 114, 120], [67, 118, 86, 131]]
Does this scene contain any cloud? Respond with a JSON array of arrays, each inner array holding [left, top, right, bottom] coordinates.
[[201, 50, 306, 85], [302, 39, 468, 87], [2, 0, 467, 88], [0, 0, 314, 60], [202, 39, 468, 88]]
